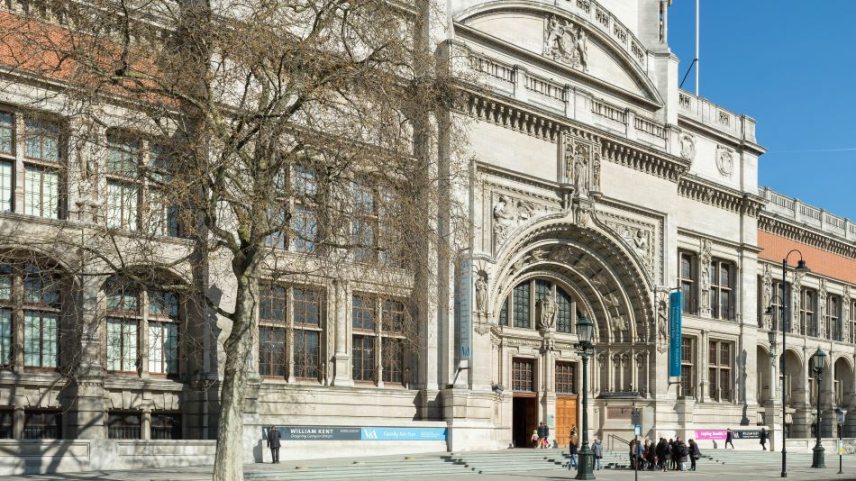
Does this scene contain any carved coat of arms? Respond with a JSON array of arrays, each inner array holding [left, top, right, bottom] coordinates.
[[544, 16, 589, 71]]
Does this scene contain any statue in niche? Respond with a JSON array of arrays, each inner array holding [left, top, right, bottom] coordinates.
[[573, 144, 590, 196], [657, 297, 669, 352], [538, 292, 558, 330], [475, 271, 488, 315], [632, 229, 648, 258], [544, 16, 589, 71]]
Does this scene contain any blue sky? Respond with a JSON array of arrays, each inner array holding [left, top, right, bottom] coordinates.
[[668, 0, 856, 221]]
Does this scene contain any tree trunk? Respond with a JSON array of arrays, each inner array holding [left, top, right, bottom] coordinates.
[[213, 269, 258, 481]]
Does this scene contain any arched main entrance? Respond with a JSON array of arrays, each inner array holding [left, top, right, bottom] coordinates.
[[488, 214, 655, 446]]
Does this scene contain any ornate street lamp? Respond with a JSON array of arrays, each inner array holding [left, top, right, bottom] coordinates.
[[836, 407, 847, 475], [575, 316, 595, 480], [811, 347, 827, 469], [781, 250, 809, 478]]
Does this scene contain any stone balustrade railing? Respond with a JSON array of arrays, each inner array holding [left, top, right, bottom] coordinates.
[[679, 89, 757, 144], [761, 187, 855, 242]]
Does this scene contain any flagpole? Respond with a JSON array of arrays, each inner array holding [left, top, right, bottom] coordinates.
[[695, 0, 700, 95]]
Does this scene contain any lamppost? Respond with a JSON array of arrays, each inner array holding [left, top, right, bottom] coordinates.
[[811, 347, 827, 469], [575, 316, 595, 480], [835, 407, 847, 475], [781, 250, 810, 478]]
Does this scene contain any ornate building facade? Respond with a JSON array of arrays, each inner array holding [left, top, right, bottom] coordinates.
[[0, 0, 854, 473]]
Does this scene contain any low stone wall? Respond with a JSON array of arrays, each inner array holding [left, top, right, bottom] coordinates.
[[785, 437, 856, 454], [0, 439, 216, 476]]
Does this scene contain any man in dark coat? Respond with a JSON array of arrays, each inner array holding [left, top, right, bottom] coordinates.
[[267, 426, 282, 463], [725, 428, 735, 449], [688, 438, 701, 471], [760, 427, 768, 451]]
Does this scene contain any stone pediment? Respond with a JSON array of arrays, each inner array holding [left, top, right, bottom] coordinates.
[[454, 2, 662, 105]]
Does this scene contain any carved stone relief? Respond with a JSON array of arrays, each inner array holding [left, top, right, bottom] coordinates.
[[818, 279, 828, 338], [602, 214, 657, 280], [537, 291, 558, 330], [680, 134, 696, 161], [716, 145, 735, 177], [791, 271, 804, 334], [475, 270, 488, 316], [492, 194, 554, 252], [544, 16, 589, 71]]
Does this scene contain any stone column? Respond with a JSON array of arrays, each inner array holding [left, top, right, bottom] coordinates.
[[142, 408, 152, 440], [12, 405, 24, 440], [332, 280, 353, 387]]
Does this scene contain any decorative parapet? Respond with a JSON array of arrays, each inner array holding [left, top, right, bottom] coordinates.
[[678, 89, 758, 144], [553, 0, 649, 70], [760, 187, 856, 243], [678, 175, 765, 216]]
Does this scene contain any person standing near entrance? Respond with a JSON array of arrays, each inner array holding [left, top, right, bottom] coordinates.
[[591, 438, 603, 470], [725, 428, 735, 449], [266, 426, 282, 464], [688, 438, 701, 471], [759, 427, 768, 451], [542, 422, 550, 448]]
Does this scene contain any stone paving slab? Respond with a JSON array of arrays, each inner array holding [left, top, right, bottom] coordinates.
[[2, 453, 856, 481]]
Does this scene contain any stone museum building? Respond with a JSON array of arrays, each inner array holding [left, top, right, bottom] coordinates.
[[0, 0, 855, 473]]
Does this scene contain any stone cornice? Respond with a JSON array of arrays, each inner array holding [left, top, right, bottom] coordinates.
[[759, 213, 856, 260], [460, 89, 691, 185], [677, 175, 765, 217]]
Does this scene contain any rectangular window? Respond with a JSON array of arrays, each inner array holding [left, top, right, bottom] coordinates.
[[680, 336, 695, 399], [555, 361, 576, 394], [0, 409, 11, 439], [0, 160, 12, 212], [0, 309, 11, 365], [24, 119, 60, 162], [23, 311, 58, 368], [512, 358, 535, 392], [679, 251, 698, 315], [352, 294, 375, 331], [258, 325, 286, 377], [710, 260, 735, 320], [106, 283, 138, 313], [826, 295, 841, 341], [382, 300, 406, 334], [294, 329, 319, 379], [382, 337, 404, 384], [107, 137, 140, 176], [352, 334, 375, 382], [708, 340, 733, 402], [556, 289, 573, 333], [148, 321, 178, 375], [801, 289, 817, 337], [151, 412, 181, 440], [106, 180, 139, 230], [0, 112, 13, 155], [512, 283, 531, 328], [260, 285, 286, 324], [107, 411, 141, 439], [24, 165, 60, 219], [352, 181, 376, 263], [293, 288, 321, 326], [291, 205, 317, 253], [23, 410, 61, 439], [851, 300, 856, 344], [106, 318, 138, 372]]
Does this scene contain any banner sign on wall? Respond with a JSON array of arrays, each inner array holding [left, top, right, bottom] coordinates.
[[668, 290, 683, 381], [263, 426, 448, 442], [454, 254, 473, 362], [695, 429, 763, 440]]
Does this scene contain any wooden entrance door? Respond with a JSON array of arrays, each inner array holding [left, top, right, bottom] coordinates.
[[556, 395, 578, 448]]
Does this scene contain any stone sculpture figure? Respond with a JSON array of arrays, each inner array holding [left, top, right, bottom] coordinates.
[[475, 271, 487, 315], [538, 293, 558, 330], [700, 239, 712, 312], [657, 298, 669, 352], [544, 16, 589, 71]]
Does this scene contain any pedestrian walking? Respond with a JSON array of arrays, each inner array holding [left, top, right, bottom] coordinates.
[[760, 427, 767, 451], [592, 438, 603, 470], [688, 438, 701, 471], [531, 428, 539, 448], [661, 438, 672, 472], [568, 439, 578, 470], [537, 422, 545, 448], [669, 438, 677, 470], [628, 439, 636, 469], [266, 425, 281, 464], [543, 422, 551, 448], [725, 428, 735, 449]]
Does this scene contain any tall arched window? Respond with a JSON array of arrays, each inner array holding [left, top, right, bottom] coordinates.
[[0, 261, 62, 369], [498, 278, 579, 333], [104, 278, 181, 376]]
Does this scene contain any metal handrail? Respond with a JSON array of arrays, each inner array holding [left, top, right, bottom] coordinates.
[[607, 433, 631, 451]]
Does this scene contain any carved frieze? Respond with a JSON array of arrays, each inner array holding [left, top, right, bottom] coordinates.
[[699, 239, 712, 315], [791, 271, 805, 334], [492, 194, 555, 252], [761, 264, 773, 329], [716, 145, 735, 177], [844, 286, 851, 342], [818, 279, 828, 338], [601, 213, 657, 281], [544, 16, 589, 71]]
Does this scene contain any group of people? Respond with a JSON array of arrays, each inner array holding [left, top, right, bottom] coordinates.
[[531, 422, 552, 448], [629, 437, 701, 472]]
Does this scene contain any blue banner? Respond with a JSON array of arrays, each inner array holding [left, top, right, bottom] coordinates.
[[454, 255, 473, 362], [668, 291, 683, 379]]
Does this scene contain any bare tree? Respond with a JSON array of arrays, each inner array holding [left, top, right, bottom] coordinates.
[[0, 0, 463, 479]]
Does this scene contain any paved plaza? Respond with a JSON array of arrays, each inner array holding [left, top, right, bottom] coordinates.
[[2, 451, 856, 481]]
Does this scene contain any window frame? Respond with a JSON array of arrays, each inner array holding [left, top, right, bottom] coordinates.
[[503, 278, 576, 332], [709, 258, 735, 320], [678, 251, 698, 315], [708, 339, 734, 403], [257, 283, 325, 381], [0, 262, 62, 370], [679, 335, 695, 399], [555, 361, 577, 395], [511, 357, 536, 392], [800, 288, 817, 337]]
